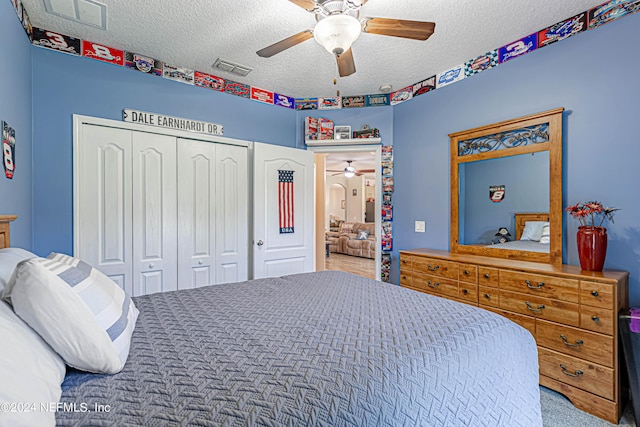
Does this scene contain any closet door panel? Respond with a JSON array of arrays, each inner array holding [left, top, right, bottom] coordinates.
[[177, 139, 216, 289], [76, 125, 133, 295], [216, 144, 248, 284], [132, 132, 178, 295]]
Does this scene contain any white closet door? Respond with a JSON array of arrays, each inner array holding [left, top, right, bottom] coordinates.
[[132, 132, 178, 296], [177, 139, 248, 288], [76, 125, 133, 294], [216, 143, 248, 284], [177, 139, 217, 289]]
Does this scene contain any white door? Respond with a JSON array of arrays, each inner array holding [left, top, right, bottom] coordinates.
[[253, 142, 315, 278], [177, 139, 216, 289], [76, 125, 133, 294], [131, 132, 178, 296], [216, 143, 249, 284], [177, 139, 248, 288]]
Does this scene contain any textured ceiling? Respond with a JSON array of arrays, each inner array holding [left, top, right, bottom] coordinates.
[[19, 0, 608, 98]]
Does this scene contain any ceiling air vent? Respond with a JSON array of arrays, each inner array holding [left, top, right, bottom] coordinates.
[[213, 58, 253, 77], [44, 0, 107, 30]]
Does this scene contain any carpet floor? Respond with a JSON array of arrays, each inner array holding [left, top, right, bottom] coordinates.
[[541, 387, 635, 426]]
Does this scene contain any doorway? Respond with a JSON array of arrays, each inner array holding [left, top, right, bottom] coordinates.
[[310, 144, 382, 281]]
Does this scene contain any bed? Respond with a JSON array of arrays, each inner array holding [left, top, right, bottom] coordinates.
[[0, 219, 543, 426], [488, 212, 550, 253]]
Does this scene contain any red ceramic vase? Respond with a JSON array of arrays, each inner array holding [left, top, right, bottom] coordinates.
[[577, 226, 608, 271]]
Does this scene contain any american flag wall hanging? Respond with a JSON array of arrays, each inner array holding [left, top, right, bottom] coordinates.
[[278, 170, 295, 234]]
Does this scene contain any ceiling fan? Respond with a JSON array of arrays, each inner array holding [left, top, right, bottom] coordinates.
[[327, 160, 375, 177], [256, 0, 436, 77]]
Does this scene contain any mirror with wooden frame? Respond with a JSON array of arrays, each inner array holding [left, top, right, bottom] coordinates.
[[450, 108, 563, 264]]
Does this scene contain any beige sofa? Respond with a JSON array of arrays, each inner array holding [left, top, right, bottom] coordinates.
[[326, 222, 376, 259]]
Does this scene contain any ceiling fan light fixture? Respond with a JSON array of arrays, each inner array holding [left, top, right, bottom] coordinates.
[[344, 160, 356, 178], [313, 14, 361, 55]]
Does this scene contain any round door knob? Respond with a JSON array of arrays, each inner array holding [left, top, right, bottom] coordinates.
[[257, 240, 264, 246], [149, 263, 154, 268], [198, 260, 203, 265]]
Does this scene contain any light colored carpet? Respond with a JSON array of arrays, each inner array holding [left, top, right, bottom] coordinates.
[[541, 386, 635, 427]]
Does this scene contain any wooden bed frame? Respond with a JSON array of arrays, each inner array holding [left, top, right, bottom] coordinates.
[[515, 212, 549, 240], [0, 215, 17, 249]]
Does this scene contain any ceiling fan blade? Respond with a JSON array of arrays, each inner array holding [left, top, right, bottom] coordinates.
[[256, 30, 313, 58], [362, 17, 436, 41], [288, 0, 317, 11], [336, 49, 356, 77], [357, 169, 376, 173]]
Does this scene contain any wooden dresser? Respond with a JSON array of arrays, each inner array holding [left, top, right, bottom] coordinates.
[[400, 248, 629, 423]]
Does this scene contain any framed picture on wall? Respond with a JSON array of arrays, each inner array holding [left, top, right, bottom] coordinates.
[[335, 125, 351, 139]]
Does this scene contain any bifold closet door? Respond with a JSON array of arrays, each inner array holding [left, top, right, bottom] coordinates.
[[177, 139, 248, 288], [215, 143, 248, 284], [131, 132, 178, 296], [76, 125, 133, 294]]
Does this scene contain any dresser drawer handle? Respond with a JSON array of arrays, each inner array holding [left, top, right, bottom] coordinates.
[[560, 334, 584, 347], [427, 264, 440, 272], [462, 289, 469, 295], [402, 259, 408, 264], [525, 279, 545, 289], [525, 301, 545, 313], [591, 290, 599, 297], [427, 280, 440, 289], [401, 275, 407, 280], [484, 293, 491, 299], [592, 315, 600, 323], [463, 270, 470, 275], [484, 273, 490, 279], [560, 364, 584, 378]]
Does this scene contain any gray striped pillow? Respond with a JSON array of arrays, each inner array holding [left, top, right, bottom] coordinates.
[[4, 254, 138, 374]]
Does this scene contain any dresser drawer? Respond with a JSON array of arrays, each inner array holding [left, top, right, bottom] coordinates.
[[412, 257, 458, 280], [499, 290, 579, 326], [536, 320, 613, 367], [478, 267, 499, 287], [580, 281, 614, 309], [413, 274, 459, 299], [400, 271, 412, 287], [539, 347, 614, 401], [580, 307, 614, 336], [500, 270, 579, 302], [459, 264, 478, 284], [458, 284, 478, 304], [479, 286, 499, 308], [400, 254, 412, 271], [484, 306, 536, 337]]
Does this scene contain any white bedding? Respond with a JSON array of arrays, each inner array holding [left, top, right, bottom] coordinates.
[[488, 240, 550, 252]]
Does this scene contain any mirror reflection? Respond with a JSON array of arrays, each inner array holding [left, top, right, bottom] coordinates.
[[459, 151, 549, 251]]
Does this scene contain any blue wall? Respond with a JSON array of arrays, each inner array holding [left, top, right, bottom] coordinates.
[[393, 13, 640, 304], [462, 152, 549, 244], [0, 0, 32, 249], [31, 48, 300, 257]]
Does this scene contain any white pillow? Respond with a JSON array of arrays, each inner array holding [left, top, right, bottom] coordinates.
[[4, 254, 139, 374], [0, 248, 36, 293], [520, 221, 549, 241], [0, 299, 65, 427], [539, 224, 551, 244]]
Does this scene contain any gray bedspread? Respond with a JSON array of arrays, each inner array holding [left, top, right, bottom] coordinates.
[[57, 271, 542, 426]]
